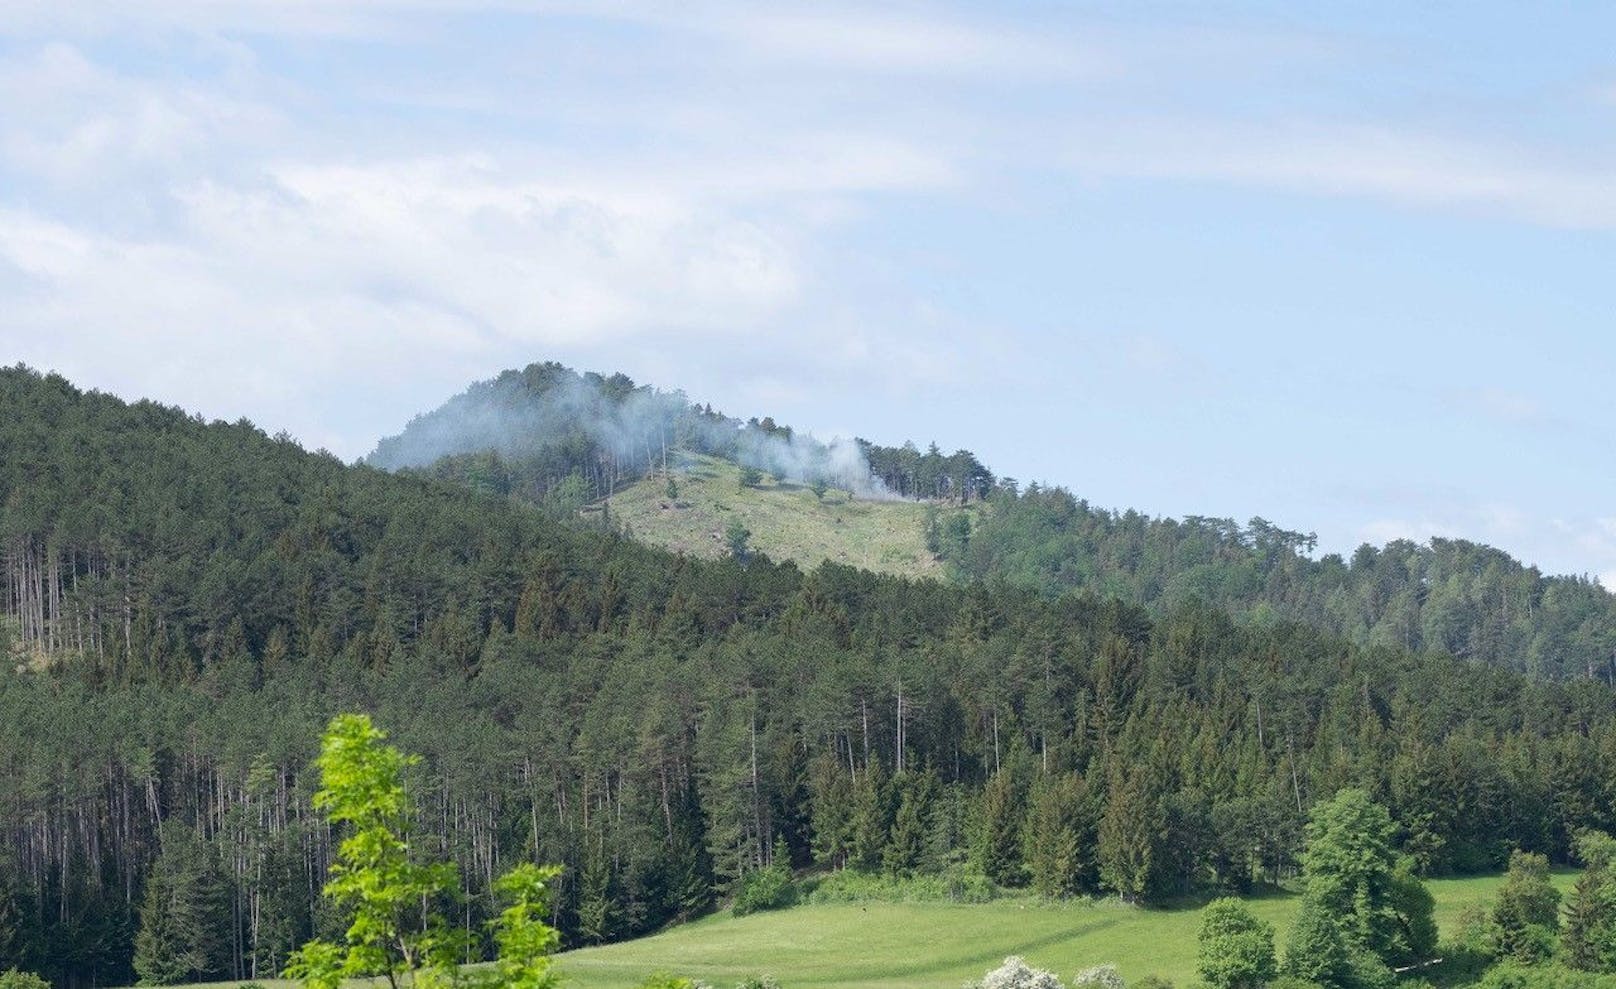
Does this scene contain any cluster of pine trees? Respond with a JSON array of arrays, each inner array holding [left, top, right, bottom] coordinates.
[[8, 366, 1616, 986]]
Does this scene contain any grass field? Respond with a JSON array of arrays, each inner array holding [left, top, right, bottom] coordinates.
[[596, 455, 959, 579], [553, 871, 1574, 989], [126, 872, 1574, 989]]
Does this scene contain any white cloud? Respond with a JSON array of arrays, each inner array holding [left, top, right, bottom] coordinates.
[[1064, 118, 1616, 230]]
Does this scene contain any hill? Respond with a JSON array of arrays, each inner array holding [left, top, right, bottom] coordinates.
[[601, 454, 953, 579], [371, 360, 1616, 681]]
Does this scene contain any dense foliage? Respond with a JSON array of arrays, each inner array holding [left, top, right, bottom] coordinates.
[[9, 366, 1616, 986], [935, 486, 1616, 680]]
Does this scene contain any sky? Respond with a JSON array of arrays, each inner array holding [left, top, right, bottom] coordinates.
[[1, 2, 1613, 585]]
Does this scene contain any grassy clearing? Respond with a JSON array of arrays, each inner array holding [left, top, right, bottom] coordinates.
[[126, 871, 1574, 989], [599, 455, 960, 579]]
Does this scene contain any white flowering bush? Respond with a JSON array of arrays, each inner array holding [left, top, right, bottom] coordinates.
[[1072, 965, 1126, 989], [964, 956, 1064, 989]]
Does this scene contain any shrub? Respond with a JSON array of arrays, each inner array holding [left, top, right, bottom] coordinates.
[[731, 862, 796, 917], [806, 866, 997, 904], [964, 956, 1062, 989], [1073, 965, 1126, 989], [735, 978, 782, 989], [0, 972, 48, 989], [636, 976, 713, 989], [1197, 898, 1277, 989]]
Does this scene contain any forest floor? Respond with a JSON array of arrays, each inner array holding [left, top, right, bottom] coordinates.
[[594, 454, 963, 579], [146, 870, 1570, 989]]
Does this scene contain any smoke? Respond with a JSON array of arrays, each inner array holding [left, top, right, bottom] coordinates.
[[366, 362, 901, 500]]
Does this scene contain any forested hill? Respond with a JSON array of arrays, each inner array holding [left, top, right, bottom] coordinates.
[[932, 491, 1616, 681], [369, 361, 1615, 682], [8, 363, 1616, 987]]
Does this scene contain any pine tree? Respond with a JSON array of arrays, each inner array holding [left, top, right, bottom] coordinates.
[[883, 776, 931, 877], [1098, 773, 1159, 903], [133, 825, 226, 986], [976, 770, 1022, 887], [848, 761, 891, 872], [1024, 774, 1086, 897], [1492, 849, 1560, 963]]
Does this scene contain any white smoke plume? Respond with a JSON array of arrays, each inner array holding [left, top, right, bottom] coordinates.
[[367, 362, 902, 500]]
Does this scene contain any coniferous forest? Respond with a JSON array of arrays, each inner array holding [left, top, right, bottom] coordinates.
[[9, 364, 1616, 986]]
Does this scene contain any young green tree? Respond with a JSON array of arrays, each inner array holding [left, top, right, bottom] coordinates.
[[480, 863, 564, 989], [284, 713, 461, 989], [1491, 849, 1560, 963], [1282, 893, 1351, 988], [1198, 898, 1277, 989]]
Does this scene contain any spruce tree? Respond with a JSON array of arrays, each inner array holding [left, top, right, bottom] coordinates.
[[976, 770, 1022, 887]]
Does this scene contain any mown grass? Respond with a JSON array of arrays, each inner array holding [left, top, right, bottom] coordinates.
[[597, 455, 960, 579], [128, 871, 1575, 989], [554, 872, 1573, 989]]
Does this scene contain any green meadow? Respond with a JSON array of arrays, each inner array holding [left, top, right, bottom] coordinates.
[[554, 872, 1569, 989]]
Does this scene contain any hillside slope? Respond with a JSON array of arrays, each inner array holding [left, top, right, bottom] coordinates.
[[601, 455, 956, 579]]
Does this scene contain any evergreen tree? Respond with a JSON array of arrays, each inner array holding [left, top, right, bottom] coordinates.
[[883, 776, 931, 877], [976, 771, 1023, 887], [133, 825, 226, 985], [1491, 850, 1560, 963], [1024, 773, 1087, 898], [1098, 773, 1160, 903], [848, 762, 892, 873], [1565, 832, 1616, 972]]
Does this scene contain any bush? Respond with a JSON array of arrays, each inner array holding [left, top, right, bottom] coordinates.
[[1073, 965, 1126, 989], [731, 865, 796, 917], [806, 866, 998, 904], [0, 972, 48, 989], [636, 976, 713, 989], [734, 978, 782, 989], [964, 957, 1063, 989], [1476, 963, 1616, 989]]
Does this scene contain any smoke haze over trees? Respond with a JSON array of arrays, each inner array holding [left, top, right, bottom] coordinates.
[[366, 362, 993, 505]]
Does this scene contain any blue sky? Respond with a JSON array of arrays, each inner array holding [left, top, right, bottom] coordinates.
[[2, 2, 1614, 583]]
